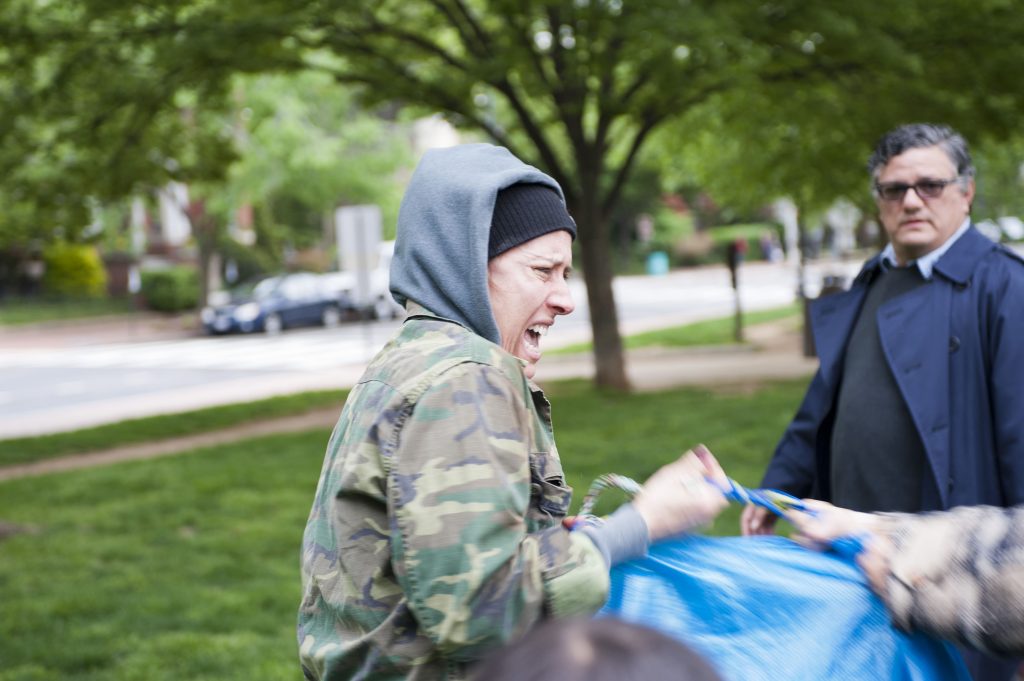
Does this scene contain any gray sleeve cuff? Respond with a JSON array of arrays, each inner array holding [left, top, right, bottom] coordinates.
[[578, 503, 650, 567]]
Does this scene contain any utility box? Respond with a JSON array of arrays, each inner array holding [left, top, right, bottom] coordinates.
[[335, 204, 383, 311], [646, 251, 669, 276]]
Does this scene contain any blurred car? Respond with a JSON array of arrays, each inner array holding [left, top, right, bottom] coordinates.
[[201, 272, 353, 335], [319, 241, 405, 321]]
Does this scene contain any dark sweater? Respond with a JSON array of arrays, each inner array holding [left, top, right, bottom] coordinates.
[[830, 266, 931, 512]]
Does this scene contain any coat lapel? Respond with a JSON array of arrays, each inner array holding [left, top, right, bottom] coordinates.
[[876, 282, 952, 508], [810, 280, 868, 392], [806, 254, 880, 393]]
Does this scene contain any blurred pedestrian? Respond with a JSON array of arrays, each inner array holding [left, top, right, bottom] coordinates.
[[743, 123, 1024, 681], [469, 616, 723, 681], [297, 143, 728, 681]]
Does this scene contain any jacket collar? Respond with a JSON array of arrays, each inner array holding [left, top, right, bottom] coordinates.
[[856, 224, 994, 287], [931, 225, 996, 285]]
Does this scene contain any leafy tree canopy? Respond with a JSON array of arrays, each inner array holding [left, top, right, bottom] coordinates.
[[0, 0, 304, 246], [3, 0, 1024, 388], [210, 71, 413, 260]]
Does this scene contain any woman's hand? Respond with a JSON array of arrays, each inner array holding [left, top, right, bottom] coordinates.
[[786, 500, 895, 596], [632, 444, 729, 542], [785, 499, 880, 550], [741, 505, 778, 536], [857, 534, 895, 596]]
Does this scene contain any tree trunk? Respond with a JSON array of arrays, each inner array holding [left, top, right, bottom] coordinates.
[[574, 196, 630, 392], [795, 206, 817, 358], [732, 276, 744, 343], [187, 198, 218, 309]]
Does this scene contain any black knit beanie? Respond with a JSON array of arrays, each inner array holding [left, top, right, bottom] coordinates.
[[488, 183, 577, 260]]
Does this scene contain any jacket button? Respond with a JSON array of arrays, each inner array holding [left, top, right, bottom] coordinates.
[[949, 336, 960, 353], [954, 280, 970, 291]]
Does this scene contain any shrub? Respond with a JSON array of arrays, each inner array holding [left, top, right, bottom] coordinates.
[[41, 243, 108, 299], [140, 266, 199, 312], [671, 232, 715, 267], [706, 223, 782, 263]]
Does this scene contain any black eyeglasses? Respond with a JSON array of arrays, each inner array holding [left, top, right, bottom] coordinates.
[[874, 177, 960, 202]]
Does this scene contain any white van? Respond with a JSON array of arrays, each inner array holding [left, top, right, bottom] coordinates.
[[319, 241, 405, 321]]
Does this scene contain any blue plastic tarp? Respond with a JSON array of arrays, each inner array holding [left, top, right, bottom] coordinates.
[[600, 535, 970, 681]]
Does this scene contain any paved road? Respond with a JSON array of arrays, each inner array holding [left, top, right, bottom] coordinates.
[[0, 258, 859, 438]]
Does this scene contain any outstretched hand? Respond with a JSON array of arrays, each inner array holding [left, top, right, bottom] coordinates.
[[785, 499, 879, 550], [785, 500, 893, 595], [632, 444, 729, 542]]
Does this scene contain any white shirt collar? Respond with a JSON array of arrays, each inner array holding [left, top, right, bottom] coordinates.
[[880, 217, 971, 279]]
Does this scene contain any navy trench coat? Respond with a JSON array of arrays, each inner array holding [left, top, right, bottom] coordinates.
[[761, 226, 1024, 512]]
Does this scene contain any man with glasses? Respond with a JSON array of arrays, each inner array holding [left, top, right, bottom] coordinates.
[[743, 123, 1024, 681]]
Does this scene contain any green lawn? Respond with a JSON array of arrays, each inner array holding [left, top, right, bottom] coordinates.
[[551, 303, 800, 355], [0, 298, 138, 325], [0, 378, 807, 680]]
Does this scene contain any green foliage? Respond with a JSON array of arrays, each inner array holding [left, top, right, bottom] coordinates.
[[216, 232, 279, 285], [94, 201, 137, 255], [139, 267, 199, 312], [5, 0, 1024, 388], [0, 378, 806, 679], [41, 243, 107, 298], [0, 0, 299, 248], [973, 135, 1024, 223], [707, 223, 781, 262], [610, 204, 696, 275], [665, 222, 781, 268], [210, 71, 415, 268], [652, 206, 696, 245], [649, 0, 1024, 222], [0, 390, 347, 467]]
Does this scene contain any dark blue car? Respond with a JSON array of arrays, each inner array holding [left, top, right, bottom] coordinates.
[[201, 272, 352, 335]]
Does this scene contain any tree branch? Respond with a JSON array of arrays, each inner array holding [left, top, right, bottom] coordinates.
[[602, 113, 661, 216], [437, 0, 493, 59], [543, 4, 587, 154], [323, 18, 469, 74]]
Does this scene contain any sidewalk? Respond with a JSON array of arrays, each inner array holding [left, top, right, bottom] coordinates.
[[0, 319, 817, 482], [0, 311, 200, 348]]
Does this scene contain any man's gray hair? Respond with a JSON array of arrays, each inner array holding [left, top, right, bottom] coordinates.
[[867, 124, 975, 189]]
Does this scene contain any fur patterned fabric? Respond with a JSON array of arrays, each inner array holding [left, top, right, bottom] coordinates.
[[878, 505, 1024, 656]]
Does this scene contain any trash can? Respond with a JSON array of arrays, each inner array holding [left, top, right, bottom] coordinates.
[[803, 274, 849, 357], [646, 250, 669, 276]]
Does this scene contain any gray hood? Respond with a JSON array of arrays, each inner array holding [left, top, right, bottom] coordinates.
[[389, 143, 566, 345]]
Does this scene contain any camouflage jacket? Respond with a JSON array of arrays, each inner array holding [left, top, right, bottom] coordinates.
[[298, 305, 609, 681], [878, 505, 1024, 656]]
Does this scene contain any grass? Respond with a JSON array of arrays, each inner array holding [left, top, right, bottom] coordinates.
[[544, 378, 807, 525], [0, 297, 138, 325], [552, 303, 801, 355], [0, 390, 347, 467], [0, 431, 325, 681], [0, 377, 808, 680]]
